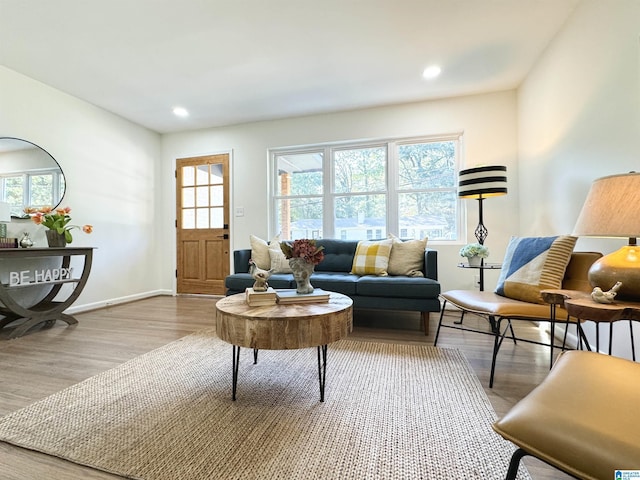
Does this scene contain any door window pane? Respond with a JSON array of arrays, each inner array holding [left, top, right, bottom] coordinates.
[[182, 166, 195, 187]]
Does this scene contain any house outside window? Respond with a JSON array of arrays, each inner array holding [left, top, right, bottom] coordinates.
[[270, 135, 461, 242]]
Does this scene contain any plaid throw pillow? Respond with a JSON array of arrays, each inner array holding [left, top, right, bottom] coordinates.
[[495, 235, 577, 304], [350, 239, 393, 276]]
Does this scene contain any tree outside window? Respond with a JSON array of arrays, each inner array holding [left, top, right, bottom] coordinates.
[[271, 135, 460, 242]]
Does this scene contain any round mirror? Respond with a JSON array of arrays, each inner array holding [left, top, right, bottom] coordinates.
[[0, 137, 66, 217]]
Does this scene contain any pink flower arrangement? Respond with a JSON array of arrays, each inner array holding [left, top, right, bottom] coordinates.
[[280, 239, 325, 265], [25, 206, 93, 243]]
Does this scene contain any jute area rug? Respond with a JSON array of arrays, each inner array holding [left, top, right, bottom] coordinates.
[[0, 330, 530, 480]]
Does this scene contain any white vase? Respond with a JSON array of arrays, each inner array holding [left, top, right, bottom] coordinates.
[[467, 256, 482, 267]]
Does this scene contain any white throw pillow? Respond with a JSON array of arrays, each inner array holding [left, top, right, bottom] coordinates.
[[249, 234, 280, 270], [387, 234, 427, 277], [269, 246, 292, 273]]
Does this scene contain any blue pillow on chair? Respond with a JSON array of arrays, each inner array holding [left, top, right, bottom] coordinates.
[[495, 235, 577, 304]]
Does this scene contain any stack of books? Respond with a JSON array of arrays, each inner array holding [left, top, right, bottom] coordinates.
[[0, 238, 18, 248], [276, 289, 330, 304], [245, 287, 277, 306]]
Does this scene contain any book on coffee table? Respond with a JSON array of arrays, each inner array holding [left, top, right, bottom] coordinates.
[[275, 289, 330, 304], [245, 287, 277, 306]]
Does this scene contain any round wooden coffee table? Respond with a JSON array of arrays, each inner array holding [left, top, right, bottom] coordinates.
[[215, 291, 353, 401]]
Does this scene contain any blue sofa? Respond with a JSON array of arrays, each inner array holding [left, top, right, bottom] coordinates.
[[224, 238, 441, 334]]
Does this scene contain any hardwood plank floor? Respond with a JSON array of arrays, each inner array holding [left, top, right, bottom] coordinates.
[[0, 296, 570, 479]]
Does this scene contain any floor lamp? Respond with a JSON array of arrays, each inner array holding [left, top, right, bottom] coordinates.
[[458, 165, 508, 246], [458, 165, 508, 290]]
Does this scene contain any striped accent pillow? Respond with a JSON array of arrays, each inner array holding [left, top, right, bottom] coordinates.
[[350, 239, 393, 276], [495, 235, 577, 304]]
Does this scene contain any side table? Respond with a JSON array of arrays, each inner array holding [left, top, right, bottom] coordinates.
[[563, 296, 639, 360], [540, 289, 591, 368], [457, 262, 501, 291]]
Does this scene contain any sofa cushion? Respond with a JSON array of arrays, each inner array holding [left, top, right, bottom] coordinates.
[[308, 272, 359, 295], [350, 239, 393, 276], [387, 235, 427, 277], [315, 239, 357, 272], [250, 234, 280, 270], [495, 235, 577, 304], [356, 275, 440, 299]]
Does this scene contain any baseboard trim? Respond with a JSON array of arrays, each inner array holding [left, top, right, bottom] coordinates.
[[66, 290, 173, 314]]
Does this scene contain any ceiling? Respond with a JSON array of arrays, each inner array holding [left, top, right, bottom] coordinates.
[[0, 0, 580, 134]]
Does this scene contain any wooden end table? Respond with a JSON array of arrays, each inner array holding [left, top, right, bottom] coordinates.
[[542, 289, 640, 361], [563, 295, 640, 360], [215, 291, 353, 402]]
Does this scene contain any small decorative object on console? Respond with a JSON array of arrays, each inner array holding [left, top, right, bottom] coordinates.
[[19, 232, 34, 248], [24, 206, 93, 245]]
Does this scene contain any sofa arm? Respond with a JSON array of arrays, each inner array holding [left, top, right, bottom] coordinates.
[[424, 248, 438, 281], [233, 249, 252, 273]]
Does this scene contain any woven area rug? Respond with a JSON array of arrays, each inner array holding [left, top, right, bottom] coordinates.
[[0, 330, 530, 480]]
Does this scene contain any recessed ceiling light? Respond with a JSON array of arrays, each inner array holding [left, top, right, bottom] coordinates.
[[173, 106, 189, 117], [422, 65, 442, 80]]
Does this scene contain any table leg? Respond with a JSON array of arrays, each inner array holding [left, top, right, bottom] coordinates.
[[317, 345, 328, 402], [253, 348, 258, 364], [232, 345, 240, 401], [630, 320, 636, 361]]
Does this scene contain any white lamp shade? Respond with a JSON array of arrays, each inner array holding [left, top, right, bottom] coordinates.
[[573, 172, 640, 238]]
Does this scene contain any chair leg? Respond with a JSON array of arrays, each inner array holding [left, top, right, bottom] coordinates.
[[505, 448, 528, 480], [434, 301, 448, 346]]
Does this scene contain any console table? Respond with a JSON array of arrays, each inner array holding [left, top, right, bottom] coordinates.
[[0, 247, 94, 338]]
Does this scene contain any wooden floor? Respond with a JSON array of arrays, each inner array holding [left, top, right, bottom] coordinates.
[[0, 295, 571, 479]]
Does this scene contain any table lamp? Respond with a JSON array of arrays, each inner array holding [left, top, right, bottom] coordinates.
[[0, 202, 10, 238], [458, 165, 508, 245], [573, 172, 640, 300]]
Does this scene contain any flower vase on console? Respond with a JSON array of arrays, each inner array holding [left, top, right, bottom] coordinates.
[[45, 230, 67, 247], [280, 238, 325, 295], [24, 206, 93, 247]]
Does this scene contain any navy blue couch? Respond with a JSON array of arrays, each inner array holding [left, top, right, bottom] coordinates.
[[224, 239, 440, 334]]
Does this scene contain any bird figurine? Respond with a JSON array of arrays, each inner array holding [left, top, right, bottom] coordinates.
[[249, 259, 274, 292], [591, 281, 623, 304]]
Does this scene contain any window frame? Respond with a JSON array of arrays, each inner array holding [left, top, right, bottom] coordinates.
[[0, 167, 64, 214], [269, 133, 463, 243]]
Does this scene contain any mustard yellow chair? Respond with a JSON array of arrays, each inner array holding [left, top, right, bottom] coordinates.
[[493, 350, 640, 480], [435, 252, 602, 387]]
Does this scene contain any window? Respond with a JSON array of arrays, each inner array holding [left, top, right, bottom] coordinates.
[[0, 169, 65, 215], [271, 135, 460, 242]]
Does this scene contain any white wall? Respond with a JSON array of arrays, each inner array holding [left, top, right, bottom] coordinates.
[[519, 0, 640, 358], [162, 91, 519, 293], [0, 66, 166, 310]]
